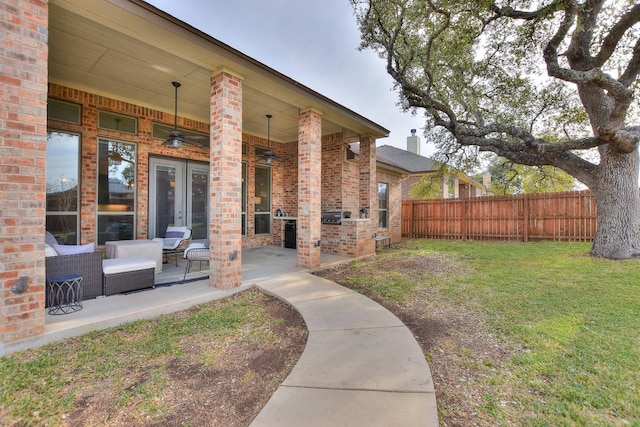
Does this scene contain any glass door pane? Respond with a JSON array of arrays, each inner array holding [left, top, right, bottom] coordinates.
[[149, 158, 185, 238], [188, 164, 209, 240], [254, 165, 271, 234]]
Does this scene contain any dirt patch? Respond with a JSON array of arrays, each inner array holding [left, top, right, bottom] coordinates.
[[61, 289, 307, 427]]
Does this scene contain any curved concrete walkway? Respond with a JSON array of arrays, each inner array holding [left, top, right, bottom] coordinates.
[[252, 272, 438, 426]]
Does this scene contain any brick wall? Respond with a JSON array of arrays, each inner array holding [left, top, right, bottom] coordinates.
[[321, 133, 344, 211], [297, 109, 322, 268], [240, 135, 298, 249], [47, 84, 389, 260], [209, 71, 243, 289], [47, 84, 211, 245], [0, 0, 49, 345], [318, 136, 382, 257], [47, 83, 312, 253]]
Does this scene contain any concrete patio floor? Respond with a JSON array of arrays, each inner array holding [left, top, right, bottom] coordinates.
[[5, 246, 349, 354]]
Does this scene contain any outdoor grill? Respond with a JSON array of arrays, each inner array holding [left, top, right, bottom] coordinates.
[[321, 211, 351, 225]]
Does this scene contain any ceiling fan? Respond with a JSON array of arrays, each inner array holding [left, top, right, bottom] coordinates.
[[256, 114, 292, 164], [160, 81, 210, 149], [163, 81, 185, 149]]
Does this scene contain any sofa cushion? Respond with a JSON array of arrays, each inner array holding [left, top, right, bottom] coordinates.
[[102, 257, 156, 275], [53, 242, 95, 256]]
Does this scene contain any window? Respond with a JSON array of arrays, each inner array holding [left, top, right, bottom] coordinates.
[[254, 165, 271, 234], [46, 131, 80, 244], [97, 139, 136, 245], [47, 99, 81, 124], [378, 182, 389, 229], [448, 177, 456, 198], [98, 111, 137, 134]]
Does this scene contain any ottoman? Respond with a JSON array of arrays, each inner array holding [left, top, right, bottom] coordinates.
[[102, 257, 156, 296]]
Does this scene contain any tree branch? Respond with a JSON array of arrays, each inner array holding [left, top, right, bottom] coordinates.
[[594, 4, 640, 69], [568, 0, 605, 68], [620, 36, 640, 88], [489, 1, 565, 21], [543, 5, 632, 102], [480, 142, 597, 186], [452, 121, 603, 153]]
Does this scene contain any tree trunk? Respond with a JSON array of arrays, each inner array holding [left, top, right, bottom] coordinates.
[[590, 149, 640, 259]]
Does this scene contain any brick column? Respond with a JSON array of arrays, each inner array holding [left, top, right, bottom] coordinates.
[[297, 109, 322, 268], [359, 135, 377, 255], [0, 0, 49, 346], [209, 70, 243, 289]]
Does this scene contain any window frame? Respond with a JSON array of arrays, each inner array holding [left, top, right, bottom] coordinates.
[[96, 138, 137, 245], [46, 130, 81, 244], [47, 98, 81, 124], [378, 182, 389, 229]]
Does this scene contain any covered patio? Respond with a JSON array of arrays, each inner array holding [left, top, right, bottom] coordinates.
[[1, 0, 388, 350], [6, 246, 350, 354]]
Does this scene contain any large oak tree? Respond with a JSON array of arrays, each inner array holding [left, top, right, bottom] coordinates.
[[351, 0, 640, 259]]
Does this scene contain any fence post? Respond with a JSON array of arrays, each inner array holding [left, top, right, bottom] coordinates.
[[462, 200, 468, 240], [409, 200, 414, 238], [523, 195, 529, 242]]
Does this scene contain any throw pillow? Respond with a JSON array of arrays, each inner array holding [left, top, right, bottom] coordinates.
[[203, 239, 210, 248], [45, 231, 59, 247], [53, 242, 95, 256], [44, 244, 58, 257], [165, 231, 184, 238]]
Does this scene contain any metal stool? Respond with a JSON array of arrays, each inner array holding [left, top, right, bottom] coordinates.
[[375, 236, 391, 252], [47, 274, 83, 315]]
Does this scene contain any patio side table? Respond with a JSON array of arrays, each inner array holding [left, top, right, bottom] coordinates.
[[47, 274, 83, 315]]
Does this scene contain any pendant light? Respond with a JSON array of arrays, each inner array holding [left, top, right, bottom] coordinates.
[[163, 81, 184, 149]]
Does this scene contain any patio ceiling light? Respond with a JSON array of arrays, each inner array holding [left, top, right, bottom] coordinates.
[[163, 81, 184, 149]]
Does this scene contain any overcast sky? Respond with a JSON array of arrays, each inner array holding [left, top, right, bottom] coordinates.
[[146, 0, 433, 156]]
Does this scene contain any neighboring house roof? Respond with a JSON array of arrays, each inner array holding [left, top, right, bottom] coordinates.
[[349, 143, 437, 173], [375, 145, 437, 173], [349, 142, 486, 189]]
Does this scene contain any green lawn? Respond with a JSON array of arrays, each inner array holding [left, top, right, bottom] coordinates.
[[399, 240, 640, 426], [3, 241, 638, 425], [0, 289, 291, 426]]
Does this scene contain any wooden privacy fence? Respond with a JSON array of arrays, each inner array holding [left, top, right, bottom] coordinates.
[[402, 191, 597, 242]]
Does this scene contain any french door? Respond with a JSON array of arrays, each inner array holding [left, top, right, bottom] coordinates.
[[149, 157, 209, 240]]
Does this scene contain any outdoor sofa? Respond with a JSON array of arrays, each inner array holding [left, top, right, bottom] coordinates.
[[44, 232, 155, 305], [45, 251, 104, 305]]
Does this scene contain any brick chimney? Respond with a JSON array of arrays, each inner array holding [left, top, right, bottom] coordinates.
[[482, 172, 492, 195]]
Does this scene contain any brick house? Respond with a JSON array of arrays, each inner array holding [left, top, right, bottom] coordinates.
[[0, 0, 390, 349]]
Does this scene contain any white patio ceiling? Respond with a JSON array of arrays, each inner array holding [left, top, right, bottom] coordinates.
[[48, 0, 389, 145]]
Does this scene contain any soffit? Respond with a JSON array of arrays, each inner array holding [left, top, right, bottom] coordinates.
[[48, 0, 388, 144]]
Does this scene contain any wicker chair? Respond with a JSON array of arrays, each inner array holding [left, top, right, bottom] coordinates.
[[152, 226, 192, 267], [183, 242, 210, 281]]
